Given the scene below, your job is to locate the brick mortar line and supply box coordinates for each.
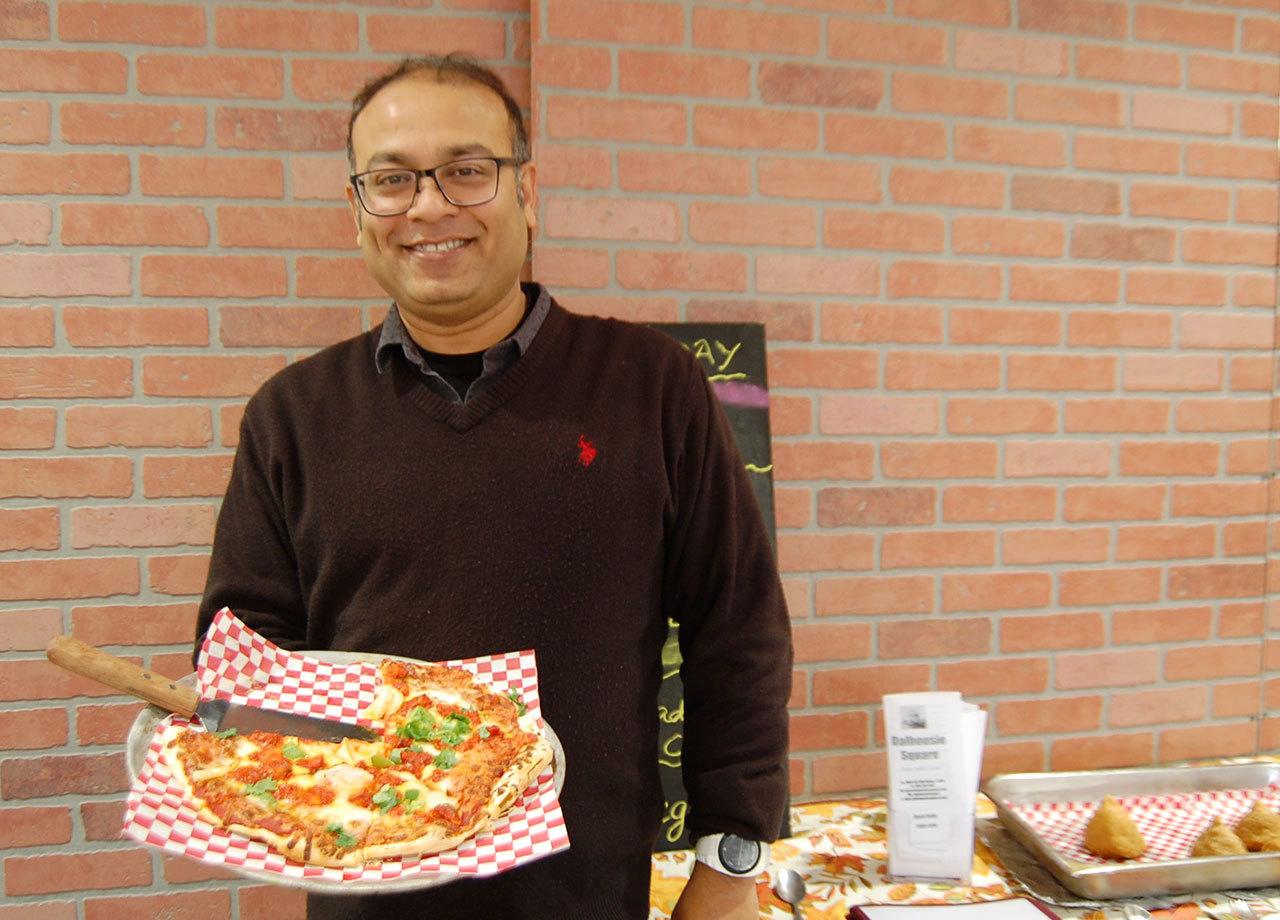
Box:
[0,873,259,916]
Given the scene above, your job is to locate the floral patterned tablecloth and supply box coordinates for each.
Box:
[648,795,1278,920]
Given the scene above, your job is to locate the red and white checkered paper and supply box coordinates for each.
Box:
[1008,784,1280,863]
[122,607,569,883]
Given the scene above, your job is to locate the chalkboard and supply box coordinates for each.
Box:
[648,322,788,850]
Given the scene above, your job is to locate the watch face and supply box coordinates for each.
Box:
[718,835,761,874]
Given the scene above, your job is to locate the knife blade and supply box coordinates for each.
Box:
[46,634,379,743]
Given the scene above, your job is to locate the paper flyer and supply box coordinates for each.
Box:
[884,691,987,882]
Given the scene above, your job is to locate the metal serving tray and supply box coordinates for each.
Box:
[984,762,1280,899]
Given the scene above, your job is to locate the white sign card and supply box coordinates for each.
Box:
[883,692,988,882]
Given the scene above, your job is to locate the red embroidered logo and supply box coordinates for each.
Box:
[577,434,598,468]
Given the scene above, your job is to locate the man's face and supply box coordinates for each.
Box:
[347,76,536,336]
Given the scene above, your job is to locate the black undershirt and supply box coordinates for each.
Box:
[416,289,537,401]
[419,347,485,401]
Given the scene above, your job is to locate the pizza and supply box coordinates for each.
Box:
[160,658,554,867]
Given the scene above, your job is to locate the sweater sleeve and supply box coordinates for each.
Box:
[663,362,793,844]
[192,397,308,666]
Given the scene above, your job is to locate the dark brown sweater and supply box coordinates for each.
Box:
[195,293,792,919]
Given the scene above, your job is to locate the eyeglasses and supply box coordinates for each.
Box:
[349,156,522,216]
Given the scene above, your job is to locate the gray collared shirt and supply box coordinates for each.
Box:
[373,283,551,404]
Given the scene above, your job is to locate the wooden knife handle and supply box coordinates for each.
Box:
[46,635,200,717]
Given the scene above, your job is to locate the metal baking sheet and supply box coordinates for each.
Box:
[984,763,1280,899]
[126,648,567,894]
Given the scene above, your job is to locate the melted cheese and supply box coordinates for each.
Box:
[305,766,456,831]
[363,684,404,721]
[187,734,261,782]
[402,780,452,811]
[428,689,470,709]
[190,760,235,782]
[315,763,373,793]
[333,738,383,765]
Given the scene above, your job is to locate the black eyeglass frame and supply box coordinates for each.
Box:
[349,156,524,216]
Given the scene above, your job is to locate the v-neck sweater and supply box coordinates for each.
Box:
[374,282,551,404]
[195,298,793,919]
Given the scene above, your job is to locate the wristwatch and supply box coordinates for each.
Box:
[694,832,769,877]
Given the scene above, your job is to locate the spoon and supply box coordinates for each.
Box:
[774,867,806,918]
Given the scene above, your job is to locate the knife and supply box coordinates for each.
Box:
[46,635,379,743]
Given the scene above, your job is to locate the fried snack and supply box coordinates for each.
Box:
[1235,801,1280,851]
[1255,832,1280,852]
[1083,795,1146,859]
[1191,818,1247,857]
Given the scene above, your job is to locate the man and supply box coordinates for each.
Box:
[194,54,791,919]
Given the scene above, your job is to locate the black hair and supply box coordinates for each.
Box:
[346,54,529,172]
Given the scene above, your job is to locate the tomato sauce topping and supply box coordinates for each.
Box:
[382,660,410,683]
[258,753,294,780]
[246,730,285,748]
[349,783,376,809]
[369,768,402,789]
[253,813,293,835]
[400,801,469,834]
[231,764,271,784]
[197,783,295,835]
[182,731,233,758]
[277,783,336,807]
[398,749,435,776]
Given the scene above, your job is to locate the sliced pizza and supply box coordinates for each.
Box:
[161,658,554,867]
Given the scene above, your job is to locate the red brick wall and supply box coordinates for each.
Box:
[0,0,528,914]
[530,0,1280,797]
[1,0,1278,912]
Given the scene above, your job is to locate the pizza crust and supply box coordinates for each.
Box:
[487,737,554,818]
[356,821,481,863]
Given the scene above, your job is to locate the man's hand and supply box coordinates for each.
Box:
[671,860,761,920]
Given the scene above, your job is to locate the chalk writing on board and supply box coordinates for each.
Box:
[659,732,682,769]
[661,616,680,680]
[661,799,688,844]
[683,338,744,373]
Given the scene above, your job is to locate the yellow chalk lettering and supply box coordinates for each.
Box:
[692,338,714,364]
[658,698,684,724]
[714,340,742,372]
[662,799,688,843]
[658,732,682,768]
